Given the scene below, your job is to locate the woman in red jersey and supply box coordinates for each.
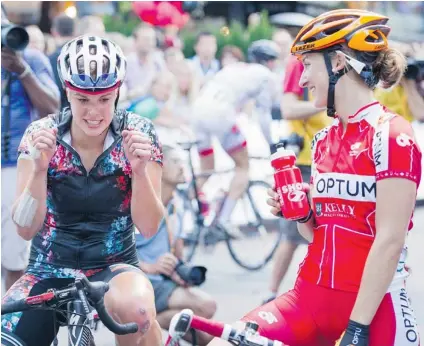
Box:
[208,9,421,346]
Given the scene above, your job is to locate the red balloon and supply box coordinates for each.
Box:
[156,2,180,27]
[132,1,158,25]
[132,1,188,28]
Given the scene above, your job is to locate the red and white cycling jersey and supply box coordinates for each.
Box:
[299,101,422,293]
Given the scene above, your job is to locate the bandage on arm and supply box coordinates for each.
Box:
[13,188,39,228]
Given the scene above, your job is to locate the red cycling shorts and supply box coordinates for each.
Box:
[241,278,420,346]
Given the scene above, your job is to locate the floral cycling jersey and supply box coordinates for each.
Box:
[17,108,163,279]
[300,101,422,293]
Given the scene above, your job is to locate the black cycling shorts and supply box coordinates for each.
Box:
[1,263,143,346]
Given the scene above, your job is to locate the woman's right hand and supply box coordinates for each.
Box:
[267,183,312,217]
[29,127,58,173]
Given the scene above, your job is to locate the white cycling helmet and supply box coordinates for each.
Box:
[57,35,126,93]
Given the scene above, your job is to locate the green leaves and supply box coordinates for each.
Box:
[181,10,275,58]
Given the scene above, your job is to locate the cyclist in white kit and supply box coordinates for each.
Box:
[192,40,280,226]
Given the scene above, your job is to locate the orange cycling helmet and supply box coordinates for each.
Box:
[290,9,392,117]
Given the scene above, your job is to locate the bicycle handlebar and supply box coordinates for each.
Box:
[166,309,284,346]
[1,275,138,336]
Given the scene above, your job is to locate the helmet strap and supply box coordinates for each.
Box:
[323,51,349,118]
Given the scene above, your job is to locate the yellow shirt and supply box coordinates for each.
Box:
[283,56,331,166]
[288,111,330,166]
[374,85,413,123]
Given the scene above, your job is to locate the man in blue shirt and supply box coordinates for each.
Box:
[189,31,220,87]
[135,145,217,345]
[1,8,60,290]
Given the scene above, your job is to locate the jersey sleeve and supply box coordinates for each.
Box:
[126,113,163,166]
[283,56,304,98]
[373,115,421,184]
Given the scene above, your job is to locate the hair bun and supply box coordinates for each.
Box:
[373,48,406,89]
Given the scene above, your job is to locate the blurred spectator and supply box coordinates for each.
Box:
[128,71,175,121]
[43,34,57,56]
[189,31,219,87]
[49,13,76,109]
[271,29,292,120]
[106,32,134,56]
[127,71,192,141]
[135,144,216,346]
[164,47,185,73]
[1,7,60,291]
[272,29,292,76]
[375,78,424,122]
[26,25,45,53]
[374,41,424,122]
[77,15,105,36]
[172,59,200,119]
[121,23,167,104]
[163,24,184,50]
[219,45,245,67]
[248,12,262,28]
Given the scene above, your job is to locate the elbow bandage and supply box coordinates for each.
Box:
[12,188,39,228]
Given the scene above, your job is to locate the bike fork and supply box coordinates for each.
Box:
[67,300,94,346]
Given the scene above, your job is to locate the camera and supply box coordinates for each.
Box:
[405,58,424,81]
[1,23,29,51]
[163,260,207,286]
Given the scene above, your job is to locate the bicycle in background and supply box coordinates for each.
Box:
[176,140,282,271]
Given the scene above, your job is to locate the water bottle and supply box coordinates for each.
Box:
[270,145,310,220]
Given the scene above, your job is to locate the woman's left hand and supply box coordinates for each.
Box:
[122,129,152,176]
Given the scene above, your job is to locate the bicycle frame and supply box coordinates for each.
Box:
[67,299,95,346]
[1,275,137,346]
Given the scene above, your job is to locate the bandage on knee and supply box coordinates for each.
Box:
[13,188,39,228]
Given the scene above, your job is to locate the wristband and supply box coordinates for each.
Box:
[297,209,313,223]
[336,320,369,346]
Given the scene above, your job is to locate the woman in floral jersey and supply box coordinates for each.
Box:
[1,35,164,346]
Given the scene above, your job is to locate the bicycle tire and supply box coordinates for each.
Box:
[175,188,202,263]
[225,180,282,271]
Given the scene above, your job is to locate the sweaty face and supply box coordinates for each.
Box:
[163,149,186,185]
[299,53,330,109]
[67,89,118,137]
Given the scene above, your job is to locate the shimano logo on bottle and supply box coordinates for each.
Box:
[314,173,376,202]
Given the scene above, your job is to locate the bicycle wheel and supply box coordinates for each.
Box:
[175,188,203,263]
[225,180,282,271]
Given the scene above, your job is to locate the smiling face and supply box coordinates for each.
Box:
[67,89,118,137]
[299,53,331,108]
